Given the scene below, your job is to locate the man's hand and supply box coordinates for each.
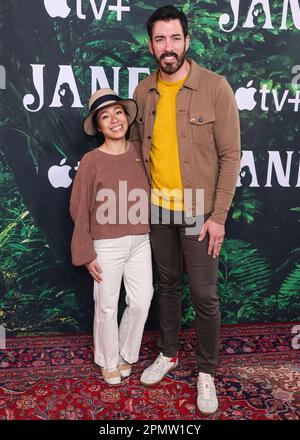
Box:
[85,259,103,283]
[198,219,225,258]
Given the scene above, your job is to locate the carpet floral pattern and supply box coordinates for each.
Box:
[0,323,299,420]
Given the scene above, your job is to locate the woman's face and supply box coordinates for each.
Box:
[96,104,129,141]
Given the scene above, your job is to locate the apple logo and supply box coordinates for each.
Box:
[235,80,257,111]
[48,158,72,188]
[44,0,71,19]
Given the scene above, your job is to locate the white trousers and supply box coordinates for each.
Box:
[93,234,153,369]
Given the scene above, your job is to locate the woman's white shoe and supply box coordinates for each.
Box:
[101,367,121,385]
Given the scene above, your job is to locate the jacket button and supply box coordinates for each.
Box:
[152,110,155,115]
[139,117,143,122]
[148,135,151,139]
[198,117,203,123]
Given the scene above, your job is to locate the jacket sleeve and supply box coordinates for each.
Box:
[69,154,97,266]
[130,88,143,144]
[210,76,241,225]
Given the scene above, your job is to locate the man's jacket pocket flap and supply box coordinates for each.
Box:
[189,110,215,126]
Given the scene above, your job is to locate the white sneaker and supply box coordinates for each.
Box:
[140,353,178,386]
[197,372,219,415]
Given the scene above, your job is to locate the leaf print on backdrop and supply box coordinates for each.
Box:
[0,0,300,334]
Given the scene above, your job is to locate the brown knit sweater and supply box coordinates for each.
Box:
[70,142,150,266]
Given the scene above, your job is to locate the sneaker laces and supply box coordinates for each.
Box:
[198,373,215,399]
[103,367,118,373]
[148,353,171,373]
[101,367,119,379]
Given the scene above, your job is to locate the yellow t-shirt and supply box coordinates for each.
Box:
[150,75,187,211]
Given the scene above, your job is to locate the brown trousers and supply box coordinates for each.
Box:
[150,206,221,375]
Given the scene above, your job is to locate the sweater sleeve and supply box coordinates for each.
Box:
[69,153,97,266]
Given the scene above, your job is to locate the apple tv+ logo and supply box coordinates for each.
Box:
[235,80,300,112]
[43,0,130,21]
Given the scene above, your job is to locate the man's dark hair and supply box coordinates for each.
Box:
[146,5,189,40]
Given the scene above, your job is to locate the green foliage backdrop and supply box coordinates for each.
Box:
[0,0,300,335]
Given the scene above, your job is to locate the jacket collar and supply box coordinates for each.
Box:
[148,58,200,92]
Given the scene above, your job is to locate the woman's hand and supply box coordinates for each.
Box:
[85,259,103,283]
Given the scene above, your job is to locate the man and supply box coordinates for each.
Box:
[131,5,241,414]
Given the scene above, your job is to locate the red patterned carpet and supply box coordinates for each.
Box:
[0,323,299,420]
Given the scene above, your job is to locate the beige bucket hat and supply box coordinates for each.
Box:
[83,88,138,136]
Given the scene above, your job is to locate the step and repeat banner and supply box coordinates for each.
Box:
[0,0,300,335]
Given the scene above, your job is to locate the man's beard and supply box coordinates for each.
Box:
[154,47,187,75]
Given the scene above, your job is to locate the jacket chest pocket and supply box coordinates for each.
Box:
[189,110,215,147]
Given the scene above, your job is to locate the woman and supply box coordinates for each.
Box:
[70,88,153,385]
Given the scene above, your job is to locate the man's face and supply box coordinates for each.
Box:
[149,19,190,75]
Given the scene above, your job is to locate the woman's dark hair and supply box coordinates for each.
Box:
[146,5,189,40]
[92,107,131,144]
[93,111,104,143]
